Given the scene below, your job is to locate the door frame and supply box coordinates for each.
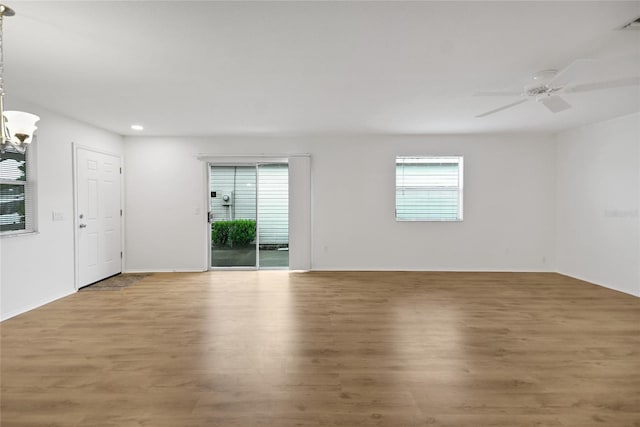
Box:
[72,143,124,290]
[208,162,259,271]
[205,157,289,271]
[200,154,311,272]
[255,162,290,271]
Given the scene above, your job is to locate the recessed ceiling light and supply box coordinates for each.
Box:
[130,124,144,131]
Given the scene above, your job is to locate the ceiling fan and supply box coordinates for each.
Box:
[474,60,640,118]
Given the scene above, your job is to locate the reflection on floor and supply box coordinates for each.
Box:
[2,271,638,426]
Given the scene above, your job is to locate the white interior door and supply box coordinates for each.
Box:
[76,148,122,288]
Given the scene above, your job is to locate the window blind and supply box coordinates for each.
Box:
[0,148,35,234]
[396,156,463,221]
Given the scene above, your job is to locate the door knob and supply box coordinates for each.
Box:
[79,223,87,228]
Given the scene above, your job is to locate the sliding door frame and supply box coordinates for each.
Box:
[200,154,311,272]
[208,162,259,270]
[255,162,290,271]
[207,158,289,271]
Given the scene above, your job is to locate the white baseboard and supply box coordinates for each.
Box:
[1,289,76,322]
[123,268,206,273]
[310,266,555,273]
[556,271,640,298]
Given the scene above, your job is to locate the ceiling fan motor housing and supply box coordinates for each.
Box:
[526,85,552,96]
[525,69,561,96]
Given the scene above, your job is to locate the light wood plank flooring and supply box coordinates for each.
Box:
[1,271,639,427]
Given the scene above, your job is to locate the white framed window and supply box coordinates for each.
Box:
[0,148,35,235]
[396,156,463,221]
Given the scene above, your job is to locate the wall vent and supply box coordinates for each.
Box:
[620,16,640,30]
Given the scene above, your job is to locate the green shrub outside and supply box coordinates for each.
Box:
[212,219,256,247]
[212,221,230,246]
[228,219,256,247]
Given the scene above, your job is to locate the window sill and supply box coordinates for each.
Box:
[396,219,464,222]
[0,230,39,239]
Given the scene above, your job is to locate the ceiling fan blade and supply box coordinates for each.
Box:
[475,98,528,118]
[565,76,640,93]
[539,95,571,113]
[548,58,597,87]
[473,91,523,97]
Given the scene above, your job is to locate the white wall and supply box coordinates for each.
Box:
[556,113,640,297]
[124,137,309,272]
[0,99,124,320]
[124,134,556,272]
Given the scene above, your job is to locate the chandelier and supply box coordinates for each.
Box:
[0,4,39,154]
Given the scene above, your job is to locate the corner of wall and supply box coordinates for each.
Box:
[554,113,640,297]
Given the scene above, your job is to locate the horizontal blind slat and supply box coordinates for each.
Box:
[396,157,462,221]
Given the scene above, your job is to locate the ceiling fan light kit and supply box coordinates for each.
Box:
[0,3,40,154]
[538,95,571,113]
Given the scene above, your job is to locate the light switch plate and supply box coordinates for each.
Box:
[52,211,65,221]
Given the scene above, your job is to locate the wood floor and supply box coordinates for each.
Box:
[1,271,639,427]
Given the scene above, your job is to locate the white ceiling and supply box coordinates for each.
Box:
[5,1,640,136]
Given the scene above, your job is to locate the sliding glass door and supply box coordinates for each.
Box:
[257,164,289,268]
[210,165,257,267]
[209,163,288,269]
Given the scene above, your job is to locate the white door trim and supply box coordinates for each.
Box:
[72,143,124,290]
